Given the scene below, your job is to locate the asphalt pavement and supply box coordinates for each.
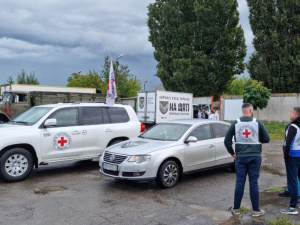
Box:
[0,140,298,225]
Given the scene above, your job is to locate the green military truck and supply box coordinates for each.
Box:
[0,84,105,123]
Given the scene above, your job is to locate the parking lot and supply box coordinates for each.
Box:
[0,141,298,225]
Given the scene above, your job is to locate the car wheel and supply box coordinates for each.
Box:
[156,160,179,188]
[0,148,34,182]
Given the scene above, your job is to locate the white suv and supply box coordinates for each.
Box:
[0,102,145,182]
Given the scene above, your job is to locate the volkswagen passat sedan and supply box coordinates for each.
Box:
[99,119,234,188]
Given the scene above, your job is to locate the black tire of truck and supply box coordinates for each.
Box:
[0,148,34,182]
[0,116,9,124]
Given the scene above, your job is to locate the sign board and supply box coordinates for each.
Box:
[137,91,156,123]
[224,98,243,121]
[137,91,193,124]
[155,91,193,123]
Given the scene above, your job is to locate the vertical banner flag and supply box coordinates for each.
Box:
[106,61,117,106]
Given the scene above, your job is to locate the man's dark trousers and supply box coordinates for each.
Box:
[285,157,300,208]
[234,156,261,211]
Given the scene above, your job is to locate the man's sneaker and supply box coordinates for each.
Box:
[280,207,298,215]
[230,206,240,215]
[252,209,265,217]
[278,191,290,197]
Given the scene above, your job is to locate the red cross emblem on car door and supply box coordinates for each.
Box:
[53,132,72,150]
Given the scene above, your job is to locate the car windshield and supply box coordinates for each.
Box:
[140,123,192,141]
[1,92,11,103]
[8,107,53,126]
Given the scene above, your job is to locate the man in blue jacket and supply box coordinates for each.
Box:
[280,107,300,215]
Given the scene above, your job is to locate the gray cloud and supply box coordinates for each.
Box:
[0,0,253,90]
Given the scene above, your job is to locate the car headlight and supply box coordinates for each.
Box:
[128,155,151,163]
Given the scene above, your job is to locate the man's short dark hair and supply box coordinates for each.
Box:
[292,107,300,116]
[242,103,253,109]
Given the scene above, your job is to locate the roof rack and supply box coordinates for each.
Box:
[70,101,128,105]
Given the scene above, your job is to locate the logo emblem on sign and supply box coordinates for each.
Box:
[53,132,72,151]
[139,97,145,109]
[159,101,169,114]
[237,125,257,142]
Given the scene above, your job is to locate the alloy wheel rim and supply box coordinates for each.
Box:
[5,154,28,177]
[163,164,178,185]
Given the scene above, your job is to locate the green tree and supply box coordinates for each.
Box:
[66,56,141,98]
[147,0,246,98]
[6,70,40,85]
[100,56,141,98]
[17,69,40,85]
[6,76,14,84]
[243,80,271,110]
[226,76,253,95]
[246,0,300,93]
[67,70,104,91]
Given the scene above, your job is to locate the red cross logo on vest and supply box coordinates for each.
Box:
[58,137,68,147]
[243,129,251,138]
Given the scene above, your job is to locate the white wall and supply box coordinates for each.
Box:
[221,94,300,122]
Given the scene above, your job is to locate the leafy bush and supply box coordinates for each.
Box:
[243,80,271,110]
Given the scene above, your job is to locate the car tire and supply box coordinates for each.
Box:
[0,148,34,182]
[156,160,179,189]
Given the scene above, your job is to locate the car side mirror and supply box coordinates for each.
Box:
[185,136,197,143]
[44,118,57,127]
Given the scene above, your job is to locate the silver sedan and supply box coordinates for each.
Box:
[99,119,234,188]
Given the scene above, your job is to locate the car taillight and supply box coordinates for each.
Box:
[140,123,146,133]
[6,107,10,115]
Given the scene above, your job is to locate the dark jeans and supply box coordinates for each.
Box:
[285,157,300,208]
[234,156,262,211]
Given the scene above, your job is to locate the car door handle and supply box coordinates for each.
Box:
[209,145,214,148]
[72,131,80,135]
[105,129,113,132]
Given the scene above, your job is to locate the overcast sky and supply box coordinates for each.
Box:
[0,0,253,91]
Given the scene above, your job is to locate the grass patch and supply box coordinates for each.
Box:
[264,122,287,140]
[268,187,285,192]
[268,214,300,225]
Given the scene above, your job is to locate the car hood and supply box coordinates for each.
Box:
[105,137,178,155]
[0,123,28,129]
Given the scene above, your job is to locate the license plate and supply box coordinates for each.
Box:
[103,162,118,171]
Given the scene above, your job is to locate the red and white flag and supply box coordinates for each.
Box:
[106,61,117,106]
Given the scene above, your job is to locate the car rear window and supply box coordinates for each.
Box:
[108,107,129,123]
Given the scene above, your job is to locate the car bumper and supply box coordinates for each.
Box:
[99,157,157,181]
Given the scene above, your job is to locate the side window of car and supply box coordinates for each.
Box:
[188,124,212,141]
[49,108,78,127]
[211,123,229,138]
[108,107,129,123]
[102,108,110,124]
[82,107,103,125]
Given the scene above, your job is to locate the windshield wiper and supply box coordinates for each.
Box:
[10,121,28,125]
